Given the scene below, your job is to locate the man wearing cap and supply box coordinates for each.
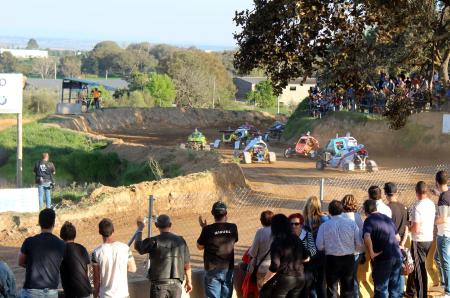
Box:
[385,182,409,248]
[197,201,238,298]
[135,214,192,298]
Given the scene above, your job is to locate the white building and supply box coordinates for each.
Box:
[0,48,48,59]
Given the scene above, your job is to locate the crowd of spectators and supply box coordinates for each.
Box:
[307,72,450,118]
[1,170,450,298]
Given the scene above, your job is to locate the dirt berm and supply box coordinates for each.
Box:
[57,107,278,133]
[0,163,247,245]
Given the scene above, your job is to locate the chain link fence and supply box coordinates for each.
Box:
[1,163,449,289]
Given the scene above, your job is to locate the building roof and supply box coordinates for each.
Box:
[25,78,128,91]
[234,76,317,85]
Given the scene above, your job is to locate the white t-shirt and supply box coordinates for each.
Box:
[376,200,392,218]
[92,241,134,298]
[411,198,436,242]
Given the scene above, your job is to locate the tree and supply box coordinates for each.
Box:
[246,80,277,108]
[26,38,39,49]
[0,52,19,72]
[82,41,122,76]
[128,71,150,91]
[32,57,57,79]
[59,56,81,77]
[147,73,176,107]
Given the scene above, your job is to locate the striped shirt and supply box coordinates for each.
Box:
[300,229,317,257]
[316,215,363,256]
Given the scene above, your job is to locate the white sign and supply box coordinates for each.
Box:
[0,188,39,213]
[0,73,23,114]
[443,114,450,134]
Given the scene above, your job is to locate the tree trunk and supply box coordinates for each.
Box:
[440,49,450,89]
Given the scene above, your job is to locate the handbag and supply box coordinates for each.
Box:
[259,273,280,298]
[250,249,271,283]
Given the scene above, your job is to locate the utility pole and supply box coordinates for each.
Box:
[54,62,57,80]
[212,77,216,109]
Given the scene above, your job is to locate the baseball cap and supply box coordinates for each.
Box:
[155,214,171,228]
[211,201,227,216]
[384,182,398,196]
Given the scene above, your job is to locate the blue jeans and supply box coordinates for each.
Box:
[204,268,233,298]
[38,184,52,209]
[371,257,403,298]
[437,235,450,294]
[21,288,58,298]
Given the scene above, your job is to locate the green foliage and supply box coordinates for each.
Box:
[127,91,147,107]
[24,89,58,115]
[0,52,19,72]
[148,73,176,107]
[26,38,39,50]
[246,80,277,108]
[128,71,150,91]
[59,55,81,77]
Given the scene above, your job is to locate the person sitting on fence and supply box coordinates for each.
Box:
[60,221,92,298]
[134,214,193,298]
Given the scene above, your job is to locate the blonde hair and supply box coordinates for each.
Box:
[303,196,324,234]
[341,194,358,212]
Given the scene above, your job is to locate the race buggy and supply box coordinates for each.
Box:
[315,133,378,172]
[284,132,319,159]
[214,124,260,150]
[180,129,211,151]
[263,121,285,142]
[241,137,277,164]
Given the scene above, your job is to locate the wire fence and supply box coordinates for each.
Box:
[1,163,449,288]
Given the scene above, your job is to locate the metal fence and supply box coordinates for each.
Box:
[1,163,449,288]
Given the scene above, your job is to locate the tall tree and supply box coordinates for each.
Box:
[26,38,39,50]
[32,57,57,79]
[247,80,277,108]
[59,56,81,77]
[147,73,176,107]
[0,52,19,72]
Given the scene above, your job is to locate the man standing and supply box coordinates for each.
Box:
[18,208,66,298]
[60,221,92,298]
[92,218,136,298]
[385,182,409,248]
[369,185,392,218]
[134,214,192,298]
[434,170,450,297]
[406,181,436,298]
[316,200,363,298]
[363,199,403,298]
[197,201,238,298]
[33,153,55,209]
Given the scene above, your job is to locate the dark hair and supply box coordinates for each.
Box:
[60,221,76,241]
[328,200,344,216]
[363,199,377,215]
[288,213,305,225]
[39,208,56,229]
[260,210,274,227]
[211,201,227,220]
[271,214,292,241]
[436,171,449,186]
[415,181,428,195]
[384,182,397,196]
[341,194,358,212]
[98,218,114,237]
[368,185,382,200]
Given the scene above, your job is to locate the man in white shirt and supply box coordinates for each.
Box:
[405,181,436,298]
[92,218,136,298]
[369,185,392,218]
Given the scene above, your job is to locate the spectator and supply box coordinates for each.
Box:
[303,196,329,298]
[59,221,92,298]
[18,208,65,298]
[259,214,306,298]
[288,213,317,298]
[248,210,274,289]
[434,170,450,297]
[33,153,55,209]
[384,183,409,248]
[341,194,364,298]
[197,201,238,298]
[368,186,392,218]
[362,199,403,298]
[405,181,436,298]
[0,260,16,298]
[316,200,363,298]
[134,214,192,297]
[92,218,136,298]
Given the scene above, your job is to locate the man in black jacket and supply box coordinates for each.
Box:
[33,152,55,209]
[135,214,192,298]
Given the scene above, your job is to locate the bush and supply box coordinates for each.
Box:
[23,89,59,115]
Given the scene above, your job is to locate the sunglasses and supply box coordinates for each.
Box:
[290,222,301,226]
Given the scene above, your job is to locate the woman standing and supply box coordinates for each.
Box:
[341,194,365,298]
[260,214,306,298]
[303,196,329,298]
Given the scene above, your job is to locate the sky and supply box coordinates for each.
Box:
[1,0,254,49]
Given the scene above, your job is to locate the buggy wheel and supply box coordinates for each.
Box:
[243,152,252,164]
[284,148,292,158]
[268,152,277,163]
[316,160,325,171]
[179,143,186,150]
[367,160,378,172]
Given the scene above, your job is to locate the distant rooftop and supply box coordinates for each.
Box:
[25,78,128,91]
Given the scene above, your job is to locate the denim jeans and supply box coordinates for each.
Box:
[437,235,450,294]
[20,288,58,298]
[38,184,52,209]
[204,268,233,298]
[371,257,403,298]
